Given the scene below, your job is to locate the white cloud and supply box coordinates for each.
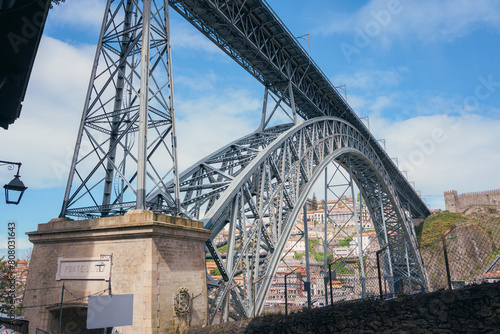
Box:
[47,0,105,31]
[0,236,33,251]
[176,88,261,170]
[319,0,500,44]
[327,64,500,209]
[331,67,474,119]
[369,113,500,209]
[0,36,95,189]
[171,20,225,56]
[333,68,404,90]
[0,35,261,190]
[0,235,33,258]
[46,1,224,57]
[343,95,368,113]
[176,71,219,92]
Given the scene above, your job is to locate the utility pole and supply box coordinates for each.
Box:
[323,168,328,306]
[303,204,311,309]
[57,284,64,334]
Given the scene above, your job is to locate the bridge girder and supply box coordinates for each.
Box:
[169,0,429,219]
[57,0,431,322]
[60,0,429,222]
[149,116,428,321]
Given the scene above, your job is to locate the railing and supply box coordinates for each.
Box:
[35,329,52,334]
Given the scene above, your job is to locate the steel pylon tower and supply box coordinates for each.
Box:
[60,0,181,218]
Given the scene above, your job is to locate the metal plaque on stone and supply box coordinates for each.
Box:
[56,257,110,281]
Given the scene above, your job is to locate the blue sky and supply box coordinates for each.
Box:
[1,0,500,257]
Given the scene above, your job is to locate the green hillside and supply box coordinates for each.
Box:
[415,210,500,291]
[415,211,466,248]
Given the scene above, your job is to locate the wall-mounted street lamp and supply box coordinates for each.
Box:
[95,254,113,295]
[95,259,106,272]
[1,160,27,205]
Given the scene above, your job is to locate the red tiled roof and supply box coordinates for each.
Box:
[480,272,500,278]
[352,231,377,238]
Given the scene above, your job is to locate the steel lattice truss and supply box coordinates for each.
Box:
[60,0,180,218]
[57,0,431,324]
[59,0,428,220]
[320,162,385,300]
[149,117,427,322]
[168,0,429,219]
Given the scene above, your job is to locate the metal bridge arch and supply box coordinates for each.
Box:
[149,116,427,321]
[53,0,430,324]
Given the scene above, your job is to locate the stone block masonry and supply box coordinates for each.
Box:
[186,282,500,334]
[22,210,212,334]
[444,189,500,213]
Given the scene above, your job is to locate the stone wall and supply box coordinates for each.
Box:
[444,189,500,213]
[185,282,500,334]
[22,210,211,334]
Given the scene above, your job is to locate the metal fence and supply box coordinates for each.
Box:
[35,329,52,334]
[262,217,500,316]
[422,220,500,291]
[262,241,390,315]
[0,318,29,334]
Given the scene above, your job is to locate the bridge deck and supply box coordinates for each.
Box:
[170,0,430,218]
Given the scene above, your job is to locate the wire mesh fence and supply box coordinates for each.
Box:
[261,259,389,316]
[422,219,500,291]
[261,211,500,316]
[261,198,399,314]
[262,240,391,315]
[262,224,414,314]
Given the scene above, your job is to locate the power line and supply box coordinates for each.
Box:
[20,288,108,309]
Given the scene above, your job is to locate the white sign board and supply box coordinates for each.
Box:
[87,295,134,329]
[56,257,110,280]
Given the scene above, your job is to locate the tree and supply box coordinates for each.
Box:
[339,237,353,247]
[210,267,221,276]
[314,252,325,262]
[294,253,304,261]
[311,193,318,211]
[49,0,66,8]
[0,256,25,316]
[217,244,228,253]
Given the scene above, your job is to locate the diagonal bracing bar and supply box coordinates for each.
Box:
[169,0,429,219]
[161,117,428,323]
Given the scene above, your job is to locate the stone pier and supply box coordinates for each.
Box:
[22,210,211,334]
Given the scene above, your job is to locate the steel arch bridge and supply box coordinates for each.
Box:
[148,116,427,321]
[57,0,432,324]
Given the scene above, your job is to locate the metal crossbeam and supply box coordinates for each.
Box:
[60,0,181,218]
[160,117,427,322]
[59,0,431,325]
[169,0,429,219]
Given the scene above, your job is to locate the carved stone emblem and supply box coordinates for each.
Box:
[174,287,190,316]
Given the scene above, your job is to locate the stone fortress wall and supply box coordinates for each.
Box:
[444,189,500,213]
